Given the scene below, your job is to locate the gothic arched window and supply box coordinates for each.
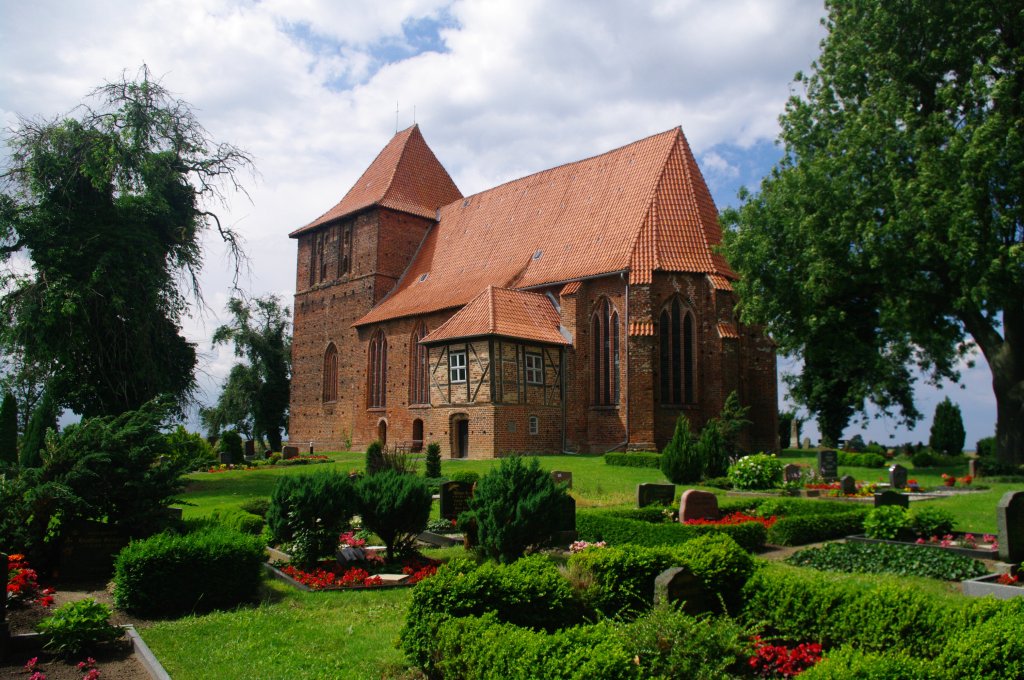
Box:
[659,299,696,404]
[591,298,620,405]
[368,330,388,408]
[322,343,338,402]
[409,322,429,405]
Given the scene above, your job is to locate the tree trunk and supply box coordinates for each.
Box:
[985,313,1023,466]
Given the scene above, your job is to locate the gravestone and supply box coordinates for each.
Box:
[654,567,710,614]
[679,489,719,522]
[551,494,577,545]
[888,464,908,490]
[637,483,676,507]
[57,520,130,580]
[783,464,803,484]
[218,450,232,464]
[839,475,857,495]
[997,491,1024,563]
[874,490,909,509]
[440,481,474,521]
[790,419,800,449]
[244,439,255,459]
[817,449,838,481]
[551,470,573,489]
[308,441,315,455]
[282,445,299,460]
[968,458,979,478]
[802,437,812,450]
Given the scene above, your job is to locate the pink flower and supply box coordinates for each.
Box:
[916,538,926,545]
[24,657,40,671]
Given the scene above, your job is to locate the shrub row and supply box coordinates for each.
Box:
[428,604,750,680]
[576,510,767,552]
[603,451,661,468]
[766,510,867,546]
[114,526,265,617]
[785,541,988,581]
[836,451,886,468]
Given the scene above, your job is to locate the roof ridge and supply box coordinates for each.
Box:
[380,124,418,205]
[628,127,680,280]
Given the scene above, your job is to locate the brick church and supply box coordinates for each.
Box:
[288,125,777,458]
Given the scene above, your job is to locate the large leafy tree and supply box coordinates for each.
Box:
[209,295,291,451]
[0,66,252,417]
[723,1,1024,462]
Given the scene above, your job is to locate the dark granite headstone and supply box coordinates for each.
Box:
[783,464,802,484]
[440,481,474,521]
[244,439,255,460]
[637,483,675,507]
[888,464,908,490]
[282,445,299,460]
[57,520,130,580]
[817,450,838,481]
[997,491,1024,563]
[551,471,573,489]
[654,566,711,614]
[873,490,909,509]
[308,441,315,455]
[679,489,720,522]
[551,494,577,545]
[839,475,857,495]
[218,451,232,464]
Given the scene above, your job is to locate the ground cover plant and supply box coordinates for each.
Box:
[785,541,989,581]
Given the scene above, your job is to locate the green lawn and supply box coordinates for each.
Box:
[143,449,1020,677]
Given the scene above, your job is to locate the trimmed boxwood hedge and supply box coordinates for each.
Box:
[113,526,265,617]
[836,451,886,468]
[766,509,868,546]
[604,451,661,468]
[576,510,767,552]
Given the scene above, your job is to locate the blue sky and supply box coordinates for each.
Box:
[0,0,996,448]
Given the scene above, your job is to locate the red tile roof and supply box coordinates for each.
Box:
[290,125,462,236]
[707,274,734,291]
[421,286,569,345]
[717,322,740,339]
[559,281,581,297]
[349,126,736,326]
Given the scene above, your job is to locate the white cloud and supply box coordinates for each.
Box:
[1,0,996,444]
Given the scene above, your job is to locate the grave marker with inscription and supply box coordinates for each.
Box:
[783,464,803,484]
[839,475,857,496]
[440,481,474,521]
[57,520,130,580]
[551,494,577,545]
[817,450,838,481]
[888,464,908,490]
[874,490,909,509]
[997,491,1024,563]
[679,489,719,522]
[654,567,711,614]
[282,445,299,460]
[637,483,676,508]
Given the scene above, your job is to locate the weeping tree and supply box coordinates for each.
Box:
[724,1,1024,462]
[0,65,253,418]
[210,296,291,451]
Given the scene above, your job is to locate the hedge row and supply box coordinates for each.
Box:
[766,510,868,546]
[740,564,1008,659]
[113,526,265,617]
[576,510,767,552]
[836,451,886,468]
[603,451,661,468]
[428,603,750,680]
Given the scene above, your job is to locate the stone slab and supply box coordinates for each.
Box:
[679,489,719,522]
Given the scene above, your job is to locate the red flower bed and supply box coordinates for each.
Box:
[684,512,778,529]
[279,555,440,590]
[6,554,54,608]
[749,636,823,677]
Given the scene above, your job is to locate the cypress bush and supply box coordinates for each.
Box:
[0,392,17,466]
[216,430,243,464]
[424,441,442,478]
[20,388,57,468]
[365,439,385,475]
[266,470,357,566]
[357,469,431,561]
[465,456,569,563]
[660,415,701,484]
[113,526,265,617]
[929,397,965,456]
[696,423,729,478]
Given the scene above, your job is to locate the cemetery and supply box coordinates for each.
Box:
[3,441,1024,678]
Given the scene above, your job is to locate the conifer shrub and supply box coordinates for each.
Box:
[464,455,569,563]
[215,429,243,464]
[20,388,57,468]
[266,470,356,566]
[696,423,730,478]
[356,469,431,561]
[0,391,17,466]
[113,526,264,617]
[365,439,385,475]
[660,415,701,484]
[424,441,442,478]
[929,397,965,456]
